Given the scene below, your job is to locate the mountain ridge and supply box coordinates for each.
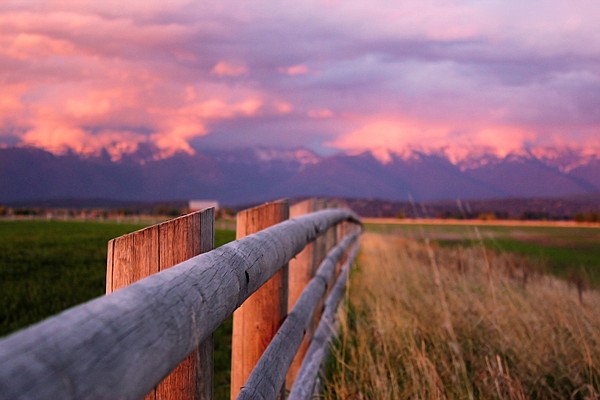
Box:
[1,145,599,204]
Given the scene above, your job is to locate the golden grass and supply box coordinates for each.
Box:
[324,232,600,399]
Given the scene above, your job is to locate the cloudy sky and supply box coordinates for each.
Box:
[1,0,599,160]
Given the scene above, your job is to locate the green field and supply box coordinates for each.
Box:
[0,220,235,335]
[0,220,142,335]
[0,219,236,398]
[366,222,600,288]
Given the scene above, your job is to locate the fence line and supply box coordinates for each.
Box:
[238,231,360,400]
[0,201,361,400]
[289,241,361,400]
[287,199,320,389]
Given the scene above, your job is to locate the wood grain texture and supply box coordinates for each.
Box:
[0,209,359,400]
[231,200,289,400]
[313,199,329,267]
[107,209,215,400]
[288,199,318,310]
[288,241,361,400]
[307,199,330,381]
[156,211,215,400]
[336,222,348,276]
[286,199,318,390]
[107,224,160,293]
[237,232,360,400]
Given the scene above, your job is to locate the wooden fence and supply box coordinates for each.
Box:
[0,198,361,399]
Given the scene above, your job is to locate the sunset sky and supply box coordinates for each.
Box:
[1,0,599,161]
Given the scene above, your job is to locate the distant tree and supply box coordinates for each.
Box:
[586,212,598,222]
[14,208,41,216]
[436,211,458,219]
[154,205,181,217]
[574,212,600,223]
[0,205,5,216]
[496,211,509,220]
[478,212,497,221]
[520,211,549,220]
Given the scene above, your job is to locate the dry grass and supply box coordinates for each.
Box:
[324,232,600,399]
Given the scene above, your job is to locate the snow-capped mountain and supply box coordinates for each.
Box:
[1,145,599,204]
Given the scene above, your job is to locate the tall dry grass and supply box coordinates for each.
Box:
[324,232,600,399]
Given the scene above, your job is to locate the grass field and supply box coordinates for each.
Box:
[325,231,600,399]
[0,220,144,335]
[366,221,600,288]
[3,218,599,398]
[0,220,235,336]
[0,220,236,398]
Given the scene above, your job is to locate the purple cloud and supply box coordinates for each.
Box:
[0,0,598,160]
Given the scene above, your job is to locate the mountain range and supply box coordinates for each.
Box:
[1,145,599,205]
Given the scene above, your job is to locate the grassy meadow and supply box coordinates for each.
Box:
[0,219,235,336]
[325,225,600,399]
[367,221,600,289]
[0,219,236,398]
[3,218,600,398]
[0,219,145,335]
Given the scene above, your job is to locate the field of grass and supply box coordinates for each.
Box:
[325,231,600,399]
[4,218,599,398]
[0,220,235,336]
[0,220,144,336]
[367,221,600,288]
[0,220,236,398]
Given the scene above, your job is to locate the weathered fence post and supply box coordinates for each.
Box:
[313,199,329,267]
[286,198,318,389]
[288,199,318,309]
[106,209,215,400]
[231,200,290,399]
[324,201,339,296]
[311,199,329,345]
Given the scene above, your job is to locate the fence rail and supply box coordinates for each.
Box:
[0,199,361,399]
[239,232,360,400]
[289,242,360,400]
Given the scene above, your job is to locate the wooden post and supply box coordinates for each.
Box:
[313,199,329,266]
[106,209,215,400]
[231,200,290,399]
[336,221,348,275]
[309,198,329,373]
[288,199,318,309]
[286,199,318,389]
[324,201,339,297]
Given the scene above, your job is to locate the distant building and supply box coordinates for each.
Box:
[189,200,220,212]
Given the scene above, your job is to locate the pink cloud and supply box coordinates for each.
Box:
[308,109,333,119]
[0,33,76,60]
[329,116,539,161]
[65,92,113,119]
[0,6,271,159]
[180,98,262,120]
[0,84,27,123]
[23,124,149,160]
[280,64,309,76]
[1,0,599,159]
[211,61,248,77]
[274,101,293,114]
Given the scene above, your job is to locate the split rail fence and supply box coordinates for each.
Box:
[0,198,362,399]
